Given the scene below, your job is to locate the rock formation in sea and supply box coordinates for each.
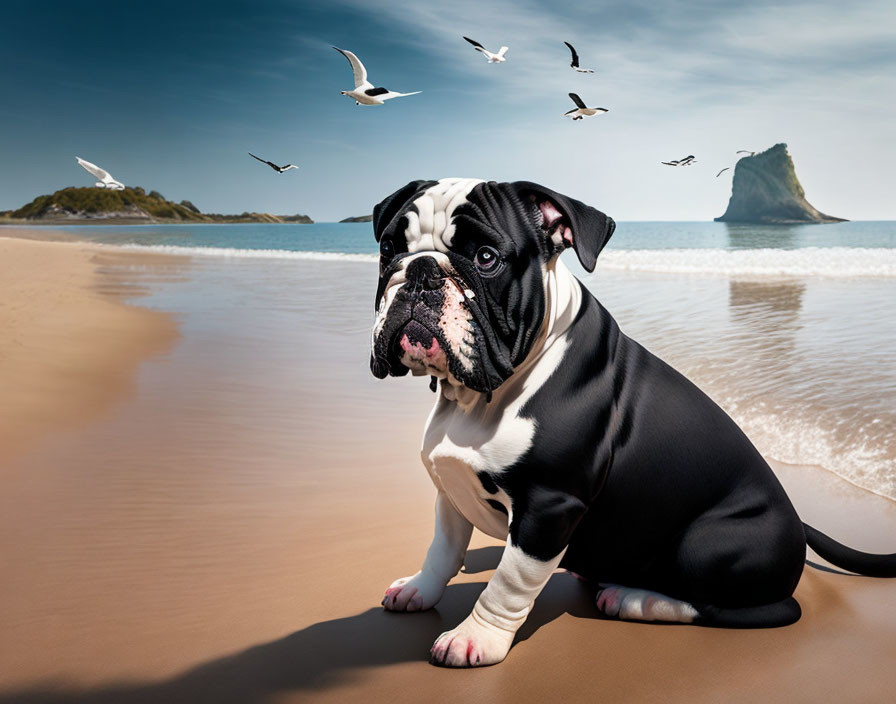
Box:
[715,143,846,224]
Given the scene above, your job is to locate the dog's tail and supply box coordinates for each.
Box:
[804,523,896,578]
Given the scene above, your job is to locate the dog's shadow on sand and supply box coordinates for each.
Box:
[0,548,600,704]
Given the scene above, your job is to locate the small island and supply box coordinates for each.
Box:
[339,215,373,223]
[0,186,313,224]
[715,143,845,224]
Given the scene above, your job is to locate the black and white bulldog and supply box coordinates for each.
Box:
[369,178,896,668]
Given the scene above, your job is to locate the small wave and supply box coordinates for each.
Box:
[731,407,896,501]
[100,244,896,277]
[598,247,896,278]
[104,243,378,262]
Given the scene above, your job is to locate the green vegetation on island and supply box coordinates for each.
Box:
[2,186,313,224]
[339,214,373,223]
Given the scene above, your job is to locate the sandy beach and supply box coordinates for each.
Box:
[1,231,894,703]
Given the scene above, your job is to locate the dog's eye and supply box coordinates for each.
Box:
[474,246,501,273]
[380,239,394,260]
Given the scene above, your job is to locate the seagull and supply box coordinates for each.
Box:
[736,150,756,156]
[248,152,298,174]
[333,47,421,105]
[76,157,125,190]
[661,155,697,166]
[563,93,608,120]
[463,36,508,63]
[564,42,594,73]
[716,167,731,177]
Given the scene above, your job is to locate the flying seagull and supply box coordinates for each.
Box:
[76,157,125,190]
[661,155,697,166]
[563,93,608,120]
[716,167,731,178]
[333,47,421,105]
[248,152,298,174]
[564,41,594,73]
[736,150,756,156]
[463,36,508,63]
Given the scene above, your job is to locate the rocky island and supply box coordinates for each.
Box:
[339,214,373,223]
[0,187,313,224]
[716,143,845,224]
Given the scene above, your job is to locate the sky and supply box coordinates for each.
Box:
[1,0,894,222]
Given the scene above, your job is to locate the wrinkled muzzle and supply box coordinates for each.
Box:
[370,255,510,394]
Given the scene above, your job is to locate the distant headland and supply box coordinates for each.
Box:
[0,186,313,225]
[716,143,845,224]
[339,214,373,223]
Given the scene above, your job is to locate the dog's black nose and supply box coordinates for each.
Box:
[406,256,444,291]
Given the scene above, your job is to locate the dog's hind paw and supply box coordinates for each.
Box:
[430,611,514,667]
[382,571,446,612]
[596,584,699,623]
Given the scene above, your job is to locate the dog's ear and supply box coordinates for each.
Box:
[373,179,437,243]
[511,181,615,272]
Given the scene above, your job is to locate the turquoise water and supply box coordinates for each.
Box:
[15,220,896,255]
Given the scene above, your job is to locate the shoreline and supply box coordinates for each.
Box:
[0,235,178,463]
[1,228,893,501]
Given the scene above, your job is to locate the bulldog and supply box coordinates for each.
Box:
[369,178,896,668]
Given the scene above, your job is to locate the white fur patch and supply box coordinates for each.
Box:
[404,178,484,253]
[422,258,582,539]
[431,543,565,667]
[384,493,473,613]
[438,278,475,373]
[596,584,699,623]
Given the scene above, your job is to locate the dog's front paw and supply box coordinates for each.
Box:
[429,612,514,667]
[382,571,446,612]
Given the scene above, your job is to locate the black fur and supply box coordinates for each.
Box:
[372,179,896,628]
[372,180,614,392]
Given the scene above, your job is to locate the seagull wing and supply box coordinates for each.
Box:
[76,157,110,182]
[564,41,580,68]
[497,46,508,57]
[716,167,730,177]
[249,152,279,170]
[464,36,486,53]
[661,160,679,166]
[736,150,752,155]
[569,93,587,109]
[281,165,299,171]
[333,47,368,88]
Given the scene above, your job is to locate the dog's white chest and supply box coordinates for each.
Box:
[420,377,545,540]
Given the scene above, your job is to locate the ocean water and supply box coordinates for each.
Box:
[31,218,896,257]
[7,220,896,499]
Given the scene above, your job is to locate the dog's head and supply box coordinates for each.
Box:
[370,178,615,395]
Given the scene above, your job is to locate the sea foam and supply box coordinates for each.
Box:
[597,247,896,278]
[106,244,896,277]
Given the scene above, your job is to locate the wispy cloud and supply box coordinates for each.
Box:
[332,0,896,107]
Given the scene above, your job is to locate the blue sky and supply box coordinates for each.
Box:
[1,0,894,221]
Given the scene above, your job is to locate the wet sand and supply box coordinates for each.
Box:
[0,234,894,703]
[0,236,177,463]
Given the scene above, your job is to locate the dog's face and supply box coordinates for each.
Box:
[370,178,615,395]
